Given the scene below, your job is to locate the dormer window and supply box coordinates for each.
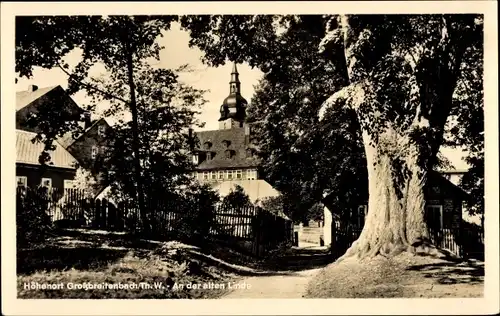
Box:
[204,141,212,150]
[206,152,213,161]
[225,149,235,159]
[222,140,231,148]
[246,148,253,158]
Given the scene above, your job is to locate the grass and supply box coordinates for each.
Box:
[304,252,484,298]
[17,229,239,299]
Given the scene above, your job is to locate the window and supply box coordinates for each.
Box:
[222,140,231,148]
[192,154,199,164]
[211,171,217,180]
[203,171,209,180]
[91,146,98,159]
[40,178,52,190]
[227,170,234,180]
[206,152,212,161]
[64,179,75,189]
[16,176,27,188]
[246,169,257,180]
[218,171,224,180]
[98,125,106,137]
[236,170,242,179]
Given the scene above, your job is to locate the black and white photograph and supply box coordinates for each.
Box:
[1,1,498,315]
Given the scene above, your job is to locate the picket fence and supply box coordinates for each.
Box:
[16,187,293,257]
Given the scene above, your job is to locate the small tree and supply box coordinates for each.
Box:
[221,185,253,210]
[72,167,99,197]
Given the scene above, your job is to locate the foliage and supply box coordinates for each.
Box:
[170,183,220,243]
[260,195,285,217]
[221,185,252,209]
[181,15,367,223]
[16,16,207,234]
[72,167,99,198]
[16,187,54,247]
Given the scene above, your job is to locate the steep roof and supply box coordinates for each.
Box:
[16,129,78,169]
[194,126,260,170]
[57,118,108,149]
[16,86,59,111]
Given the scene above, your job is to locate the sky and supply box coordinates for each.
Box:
[15,22,468,170]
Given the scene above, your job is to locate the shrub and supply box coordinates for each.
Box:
[16,187,54,247]
[171,184,219,244]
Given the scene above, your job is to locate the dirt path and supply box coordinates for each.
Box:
[223,268,322,298]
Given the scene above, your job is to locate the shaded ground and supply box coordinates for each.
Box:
[222,245,332,298]
[305,252,484,298]
[17,229,240,299]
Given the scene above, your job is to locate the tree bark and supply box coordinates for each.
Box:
[339,130,431,260]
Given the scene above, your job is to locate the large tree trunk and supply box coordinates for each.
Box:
[340,130,432,260]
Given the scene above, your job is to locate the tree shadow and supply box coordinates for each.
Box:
[406,260,484,285]
[193,240,332,276]
[17,245,129,275]
[17,228,163,275]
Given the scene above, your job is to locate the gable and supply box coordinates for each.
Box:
[16,86,58,111]
[58,118,111,149]
[16,86,85,133]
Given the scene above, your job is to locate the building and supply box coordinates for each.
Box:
[322,171,469,257]
[16,129,78,192]
[192,63,280,204]
[15,84,111,194]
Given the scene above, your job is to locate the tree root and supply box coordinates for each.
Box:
[335,235,455,263]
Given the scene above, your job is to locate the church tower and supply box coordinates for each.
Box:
[219,63,248,130]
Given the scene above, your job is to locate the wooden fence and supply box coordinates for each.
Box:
[16,187,293,257]
[331,220,484,260]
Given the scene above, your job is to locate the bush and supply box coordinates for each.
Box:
[171,184,219,244]
[221,185,252,210]
[16,187,54,247]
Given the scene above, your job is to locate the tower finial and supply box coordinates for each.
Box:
[232,62,238,74]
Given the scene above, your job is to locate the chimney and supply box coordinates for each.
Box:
[28,85,38,92]
[84,112,92,129]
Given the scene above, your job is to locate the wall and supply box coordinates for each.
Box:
[66,119,110,173]
[16,163,76,192]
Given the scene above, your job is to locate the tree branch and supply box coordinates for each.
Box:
[57,63,130,104]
